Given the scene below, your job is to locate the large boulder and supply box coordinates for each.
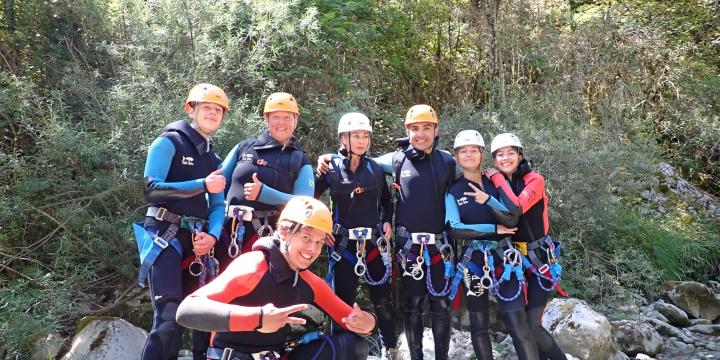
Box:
[31,331,64,360]
[650,300,690,327]
[686,324,720,335]
[396,327,474,360]
[61,318,147,360]
[542,298,616,360]
[664,281,720,321]
[611,319,663,356]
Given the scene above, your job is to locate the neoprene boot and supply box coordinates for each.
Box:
[404,295,425,360]
[428,296,451,360]
[468,310,494,360]
[501,310,539,360]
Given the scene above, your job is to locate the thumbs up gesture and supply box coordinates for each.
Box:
[204,168,226,193]
[243,172,263,201]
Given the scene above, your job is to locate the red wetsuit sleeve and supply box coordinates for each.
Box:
[299,271,353,331]
[489,171,545,214]
[189,251,268,331]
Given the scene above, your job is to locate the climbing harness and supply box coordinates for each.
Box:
[396,227,454,296]
[325,224,391,287]
[227,205,253,258]
[184,217,219,286]
[133,206,184,287]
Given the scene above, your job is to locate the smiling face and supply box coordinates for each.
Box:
[265,111,298,143]
[187,101,225,137]
[281,225,326,271]
[341,130,370,156]
[406,122,438,154]
[455,144,484,171]
[493,146,522,175]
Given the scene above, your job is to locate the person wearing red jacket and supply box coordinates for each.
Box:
[484,133,565,360]
[176,196,376,360]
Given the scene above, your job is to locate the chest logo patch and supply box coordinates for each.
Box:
[400,170,412,178]
[241,153,254,162]
[341,178,353,185]
[457,196,468,206]
[181,156,194,166]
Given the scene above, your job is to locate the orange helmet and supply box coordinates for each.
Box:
[263,92,300,115]
[184,83,229,113]
[404,104,438,128]
[278,196,333,236]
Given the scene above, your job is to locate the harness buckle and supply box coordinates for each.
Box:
[220,347,235,360]
[332,223,344,235]
[154,207,168,222]
[349,227,372,241]
[228,205,254,221]
[538,263,550,274]
[330,251,342,262]
[153,236,169,249]
[411,232,435,245]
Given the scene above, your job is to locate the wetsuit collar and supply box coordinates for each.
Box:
[396,136,439,161]
[163,120,212,155]
[516,159,532,177]
[254,130,300,151]
[337,148,366,167]
[266,238,301,284]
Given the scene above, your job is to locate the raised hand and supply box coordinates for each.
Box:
[464,182,490,204]
[341,303,376,335]
[243,172,263,201]
[257,303,308,333]
[316,154,332,175]
[205,168,226,193]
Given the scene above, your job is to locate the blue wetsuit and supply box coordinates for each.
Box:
[315,151,396,350]
[141,120,225,360]
[221,130,314,255]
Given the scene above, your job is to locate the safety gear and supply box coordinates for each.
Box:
[184,83,229,113]
[453,130,485,151]
[404,104,438,127]
[279,196,333,236]
[263,92,300,115]
[490,132,523,155]
[338,112,373,134]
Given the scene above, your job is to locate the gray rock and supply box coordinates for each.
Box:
[633,316,694,344]
[643,309,670,324]
[543,298,616,360]
[651,301,691,327]
[634,354,652,360]
[708,280,720,292]
[687,324,720,335]
[611,319,663,356]
[32,331,64,360]
[609,351,631,360]
[665,281,720,321]
[62,318,147,360]
[688,318,712,326]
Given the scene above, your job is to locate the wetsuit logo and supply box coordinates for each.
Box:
[457,196,468,206]
[400,170,412,178]
[341,178,352,184]
[181,156,194,166]
[241,153,254,162]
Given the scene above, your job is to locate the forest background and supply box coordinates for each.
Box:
[1,0,719,357]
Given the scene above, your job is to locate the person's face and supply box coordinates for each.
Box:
[455,145,484,170]
[493,146,522,175]
[341,130,370,156]
[283,226,326,271]
[187,102,225,136]
[406,122,438,154]
[265,111,297,142]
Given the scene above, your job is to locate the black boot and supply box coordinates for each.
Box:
[428,296,451,360]
[527,306,565,360]
[373,295,398,349]
[404,295,426,360]
[468,310,494,360]
[501,310,539,360]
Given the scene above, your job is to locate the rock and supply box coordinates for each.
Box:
[651,301,691,327]
[32,331,64,360]
[61,318,147,360]
[643,309,670,324]
[664,281,720,321]
[396,327,474,360]
[542,298,616,360]
[609,351,631,360]
[687,324,720,335]
[566,354,581,360]
[298,305,325,326]
[708,280,720,292]
[634,354,652,359]
[611,319,663,356]
[632,316,694,344]
[688,318,711,326]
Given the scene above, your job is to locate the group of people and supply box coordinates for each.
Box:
[134,83,567,360]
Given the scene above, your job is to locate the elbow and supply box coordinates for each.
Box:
[143,179,203,203]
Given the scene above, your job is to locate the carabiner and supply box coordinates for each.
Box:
[189,257,205,277]
[354,262,367,276]
[439,243,454,261]
[257,224,274,237]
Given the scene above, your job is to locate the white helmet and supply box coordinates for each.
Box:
[338,112,372,134]
[490,133,523,155]
[453,130,485,150]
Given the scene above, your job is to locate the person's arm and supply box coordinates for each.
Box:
[300,271,377,334]
[207,184,226,240]
[176,252,267,332]
[378,168,393,224]
[444,193,497,234]
[372,152,394,175]
[256,165,315,205]
[143,137,206,203]
[487,170,544,214]
[314,171,329,198]
[221,144,240,196]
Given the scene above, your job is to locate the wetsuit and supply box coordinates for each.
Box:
[141,120,225,360]
[315,151,396,351]
[445,174,520,360]
[221,131,314,261]
[175,238,371,360]
[486,159,565,360]
[374,137,456,360]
